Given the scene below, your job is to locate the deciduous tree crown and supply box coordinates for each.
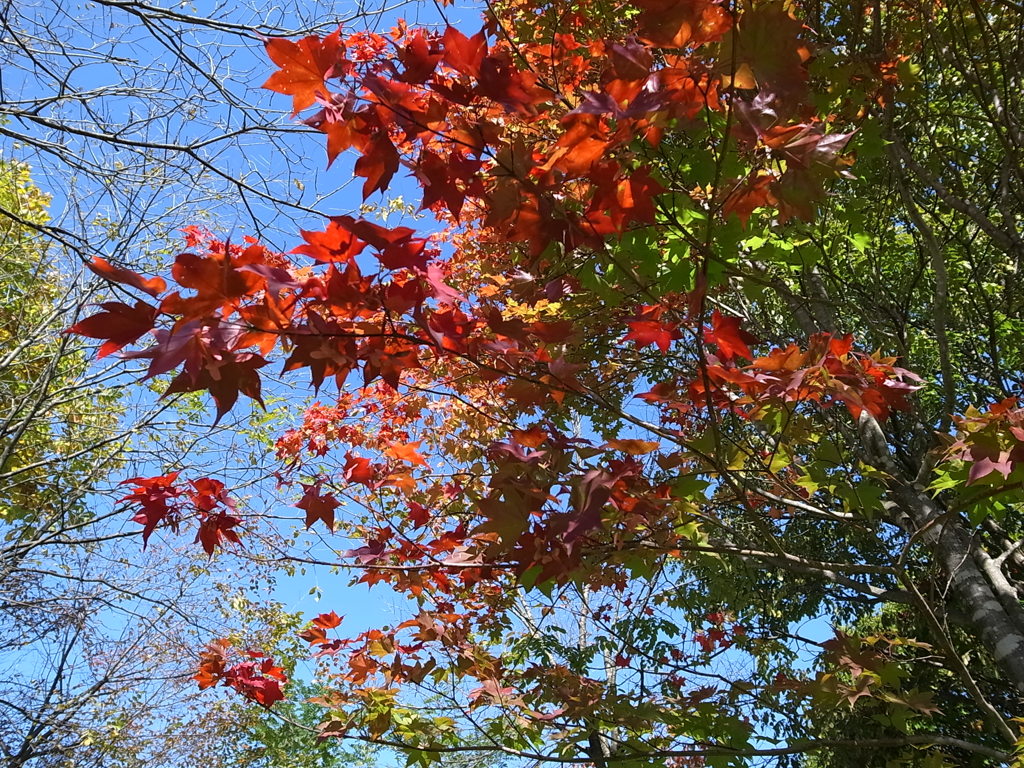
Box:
[69,0,1024,764]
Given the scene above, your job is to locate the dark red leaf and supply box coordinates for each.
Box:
[67,301,158,358]
[297,482,340,531]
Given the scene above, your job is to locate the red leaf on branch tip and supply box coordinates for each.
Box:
[121,472,183,548]
[989,397,1019,415]
[705,310,757,360]
[86,257,166,297]
[196,511,243,556]
[263,30,346,115]
[511,426,548,448]
[441,26,487,79]
[566,466,630,545]
[354,134,400,198]
[293,221,368,263]
[67,300,158,358]
[194,639,230,690]
[623,304,679,352]
[417,151,480,219]
[539,114,609,177]
[624,319,678,352]
[477,51,544,114]
[362,341,421,389]
[343,453,376,485]
[331,215,416,251]
[407,502,430,528]
[614,166,666,225]
[695,632,716,652]
[312,611,343,629]
[377,238,428,271]
[967,454,1013,485]
[829,333,854,357]
[189,477,234,512]
[396,29,442,84]
[162,246,265,319]
[297,483,340,531]
[225,656,288,707]
[281,317,357,392]
[298,625,328,646]
[164,349,269,423]
[416,263,462,306]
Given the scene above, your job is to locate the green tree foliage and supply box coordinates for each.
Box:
[0,158,122,529]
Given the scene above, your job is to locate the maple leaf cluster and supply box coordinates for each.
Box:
[67,0,874,444]
[195,639,288,707]
[120,473,241,553]
[65,0,926,739]
[688,331,923,421]
[945,397,1024,485]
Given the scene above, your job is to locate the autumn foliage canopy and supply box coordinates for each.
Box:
[70,0,1024,764]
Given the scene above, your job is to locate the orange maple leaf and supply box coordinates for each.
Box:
[263,30,345,115]
[386,440,429,467]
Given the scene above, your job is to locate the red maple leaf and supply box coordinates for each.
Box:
[313,611,343,629]
[297,482,340,531]
[282,314,358,391]
[386,440,428,467]
[829,333,854,357]
[720,6,810,104]
[622,305,679,352]
[377,238,429,271]
[539,114,610,177]
[160,245,265,320]
[195,641,288,708]
[635,0,733,49]
[120,472,183,547]
[705,310,758,360]
[441,26,487,79]
[330,215,416,252]
[407,502,430,528]
[476,50,544,114]
[194,639,230,690]
[354,133,400,199]
[395,29,442,84]
[227,657,287,707]
[417,151,482,218]
[722,173,776,226]
[196,509,243,556]
[362,340,421,389]
[293,221,368,263]
[67,300,158,358]
[189,477,234,512]
[695,632,716,653]
[164,348,269,423]
[343,452,376,485]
